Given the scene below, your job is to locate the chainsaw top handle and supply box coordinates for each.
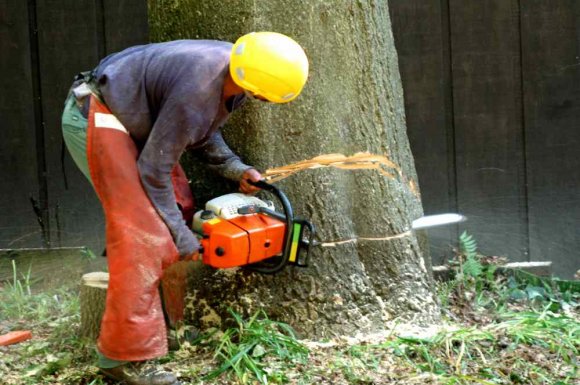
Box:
[245,179,294,274]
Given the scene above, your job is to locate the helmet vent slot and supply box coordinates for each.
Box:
[236,67,245,80]
[235,42,245,55]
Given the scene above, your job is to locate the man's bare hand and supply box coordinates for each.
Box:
[240,168,262,194]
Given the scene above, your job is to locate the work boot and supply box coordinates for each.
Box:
[100,362,180,385]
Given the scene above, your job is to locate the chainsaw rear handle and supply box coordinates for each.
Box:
[244,179,294,274]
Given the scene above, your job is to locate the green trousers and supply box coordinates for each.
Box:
[61,94,92,183]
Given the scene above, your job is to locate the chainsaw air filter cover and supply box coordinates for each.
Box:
[193,183,315,274]
[200,213,286,268]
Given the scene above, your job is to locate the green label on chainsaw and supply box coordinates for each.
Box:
[289,223,302,263]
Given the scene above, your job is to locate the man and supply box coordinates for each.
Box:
[62,32,309,385]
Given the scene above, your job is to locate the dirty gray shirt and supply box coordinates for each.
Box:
[94,40,252,257]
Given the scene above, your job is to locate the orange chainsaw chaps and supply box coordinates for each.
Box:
[160,260,195,329]
[86,95,179,362]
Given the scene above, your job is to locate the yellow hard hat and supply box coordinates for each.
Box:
[230,32,309,103]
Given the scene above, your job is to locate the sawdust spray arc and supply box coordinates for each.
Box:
[263,152,419,246]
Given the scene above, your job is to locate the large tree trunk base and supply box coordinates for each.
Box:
[186,237,438,339]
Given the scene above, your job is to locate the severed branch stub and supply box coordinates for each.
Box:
[79,272,109,340]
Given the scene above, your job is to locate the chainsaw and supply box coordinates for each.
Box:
[191,179,466,274]
[192,180,315,274]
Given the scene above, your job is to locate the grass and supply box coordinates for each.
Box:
[0,260,81,328]
[0,261,97,385]
[417,309,577,383]
[1,260,33,319]
[319,233,579,385]
[326,308,578,385]
[0,238,578,385]
[202,309,309,384]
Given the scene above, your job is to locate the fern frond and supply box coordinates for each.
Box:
[459,231,482,278]
[459,231,478,259]
[463,256,483,278]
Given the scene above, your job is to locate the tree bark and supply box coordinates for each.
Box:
[79,272,108,339]
[149,0,439,338]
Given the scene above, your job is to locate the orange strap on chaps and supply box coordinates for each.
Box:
[86,95,181,361]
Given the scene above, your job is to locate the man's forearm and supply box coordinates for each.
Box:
[208,158,253,181]
[199,130,253,181]
[137,160,200,257]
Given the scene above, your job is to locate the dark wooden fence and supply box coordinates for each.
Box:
[0,0,148,253]
[390,0,580,278]
[1,1,578,278]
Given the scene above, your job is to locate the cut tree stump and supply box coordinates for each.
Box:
[79,266,192,339]
[80,272,109,340]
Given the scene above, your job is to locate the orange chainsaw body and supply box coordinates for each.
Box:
[201,213,286,268]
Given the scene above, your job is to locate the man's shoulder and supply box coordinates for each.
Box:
[156,40,232,62]
[149,40,233,72]
[100,40,232,69]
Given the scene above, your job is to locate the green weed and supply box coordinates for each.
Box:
[443,231,502,313]
[203,309,309,384]
[1,260,33,319]
[0,260,80,325]
[507,270,580,313]
[442,231,579,316]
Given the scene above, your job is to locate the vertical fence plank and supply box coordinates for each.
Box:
[449,0,529,260]
[521,1,580,278]
[0,1,44,248]
[34,0,148,251]
[0,1,148,253]
[103,0,149,54]
[389,0,456,263]
[35,0,105,250]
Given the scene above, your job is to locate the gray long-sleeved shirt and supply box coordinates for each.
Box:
[94,40,251,257]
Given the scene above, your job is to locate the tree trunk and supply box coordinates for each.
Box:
[79,272,108,339]
[149,0,439,338]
